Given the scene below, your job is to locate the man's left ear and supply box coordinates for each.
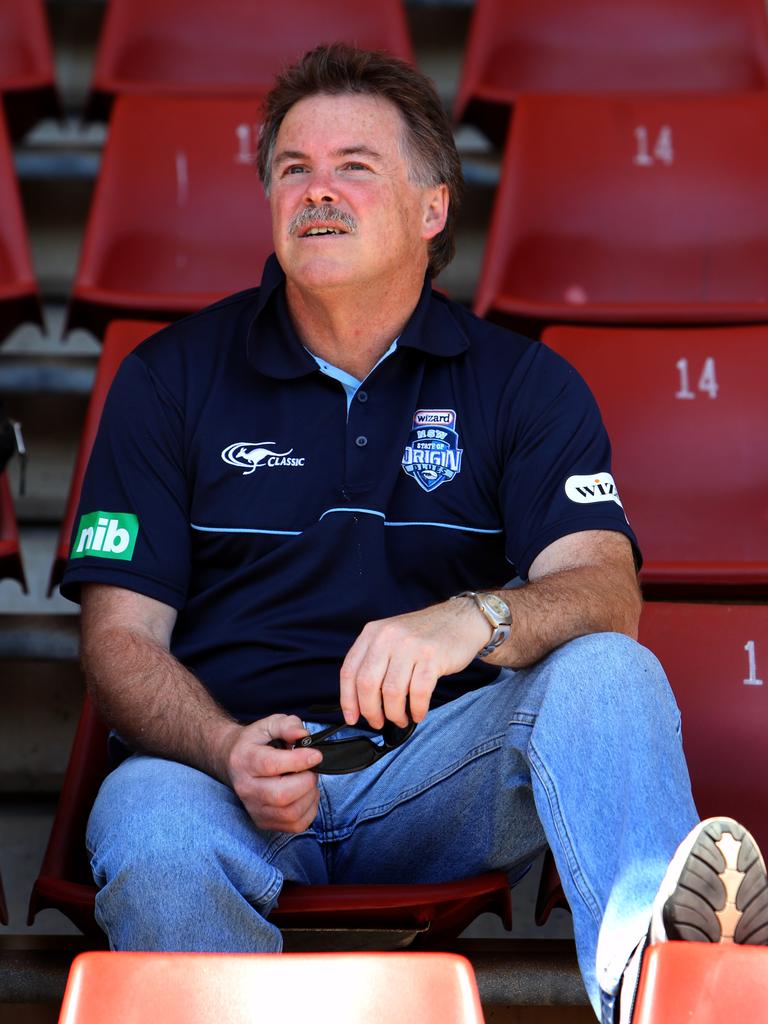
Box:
[422,184,449,240]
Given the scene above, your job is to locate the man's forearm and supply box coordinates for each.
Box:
[482,562,642,670]
[81,625,239,783]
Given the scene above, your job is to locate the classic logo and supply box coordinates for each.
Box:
[402,409,463,493]
[71,511,139,560]
[221,441,306,474]
[565,473,623,508]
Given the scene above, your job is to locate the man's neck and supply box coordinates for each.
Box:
[284,273,425,381]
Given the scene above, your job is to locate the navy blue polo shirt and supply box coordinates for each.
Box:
[61,255,640,723]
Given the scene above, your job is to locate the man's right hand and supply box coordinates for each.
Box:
[221,714,324,833]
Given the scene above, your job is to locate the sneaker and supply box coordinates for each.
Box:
[650,817,768,945]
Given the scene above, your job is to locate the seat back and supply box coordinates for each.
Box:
[538,602,768,924]
[50,320,169,592]
[0,106,42,339]
[475,94,768,330]
[59,951,485,1024]
[455,0,768,141]
[89,0,413,116]
[0,0,59,137]
[639,602,768,852]
[30,694,512,944]
[542,324,768,593]
[634,943,768,1024]
[0,471,26,589]
[68,96,273,337]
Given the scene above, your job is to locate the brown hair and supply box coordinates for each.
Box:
[257,43,463,278]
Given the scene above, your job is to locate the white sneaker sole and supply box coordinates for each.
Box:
[650,817,768,945]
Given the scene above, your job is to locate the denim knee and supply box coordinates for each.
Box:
[88,755,281,907]
[539,631,681,731]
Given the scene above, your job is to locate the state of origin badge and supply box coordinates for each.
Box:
[401,409,463,493]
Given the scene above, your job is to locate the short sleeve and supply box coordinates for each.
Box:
[60,353,191,607]
[499,344,641,579]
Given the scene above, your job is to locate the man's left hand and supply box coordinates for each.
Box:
[339,599,491,729]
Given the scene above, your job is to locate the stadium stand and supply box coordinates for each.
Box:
[474,94,768,333]
[5,2,768,1019]
[49,320,167,592]
[66,96,273,339]
[28,695,512,946]
[542,325,768,595]
[454,0,768,144]
[58,951,485,1024]
[0,0,60,139]
[86,0,414,120]
[0,472,26,590]
[634,943,768,1023]
[0,108,43,344]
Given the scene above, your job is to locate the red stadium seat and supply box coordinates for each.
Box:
[0,107,43,343]
[0,471,26,589]
[454,0,768,144]
[67,96,274,339]
[50,320,169,593]
[633,943,768,1024]
[640,603,768,853]
[58,951,485,1024]
[537,601,768,924]
[0,0,60,138]
[87,0,413,119]
[29,695,512,945]
[542,324,768,594]
[475,94,768,332]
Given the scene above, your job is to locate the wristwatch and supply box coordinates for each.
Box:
[452,591,512,658]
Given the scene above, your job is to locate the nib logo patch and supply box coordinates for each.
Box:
[71,511,139,560]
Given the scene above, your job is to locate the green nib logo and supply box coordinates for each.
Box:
[72,511,139,561]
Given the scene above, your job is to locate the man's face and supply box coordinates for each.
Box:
[268,92,447,294]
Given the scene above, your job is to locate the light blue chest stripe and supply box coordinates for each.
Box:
[318,506,386,521]
[191,524,303,536]
[191,510,502,537]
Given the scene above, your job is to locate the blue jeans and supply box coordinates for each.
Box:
[87,632,698,1022]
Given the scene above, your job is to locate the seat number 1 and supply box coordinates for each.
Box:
[744,641,764,686]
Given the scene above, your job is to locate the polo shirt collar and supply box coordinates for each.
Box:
[247,253,470,379]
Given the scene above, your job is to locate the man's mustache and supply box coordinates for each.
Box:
[288,205,358,236]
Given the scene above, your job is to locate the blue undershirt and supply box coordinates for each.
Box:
[307,339,398,413]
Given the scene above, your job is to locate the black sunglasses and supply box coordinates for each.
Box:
[271,710,416,775]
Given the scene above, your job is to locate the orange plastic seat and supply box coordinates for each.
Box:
[0,471,26,589]
[639,602,768,853]
[0,108,43,343]
[475,94,768,332]
[542,324,768,594]
[50,320,169,592]
[67,96,274,339]
[58,950,485,1024]
[0,0,60,138]
[87,0,413,119]
[633,943,768,1024]
[29,695,512,945]
[455,0,768,143]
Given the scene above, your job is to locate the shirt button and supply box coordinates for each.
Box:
[356,390,368,403]
[355,435,368,447]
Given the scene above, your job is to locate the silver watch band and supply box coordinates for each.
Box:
[451,591,512,658]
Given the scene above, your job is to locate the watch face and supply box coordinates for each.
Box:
[484,593,511,623]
